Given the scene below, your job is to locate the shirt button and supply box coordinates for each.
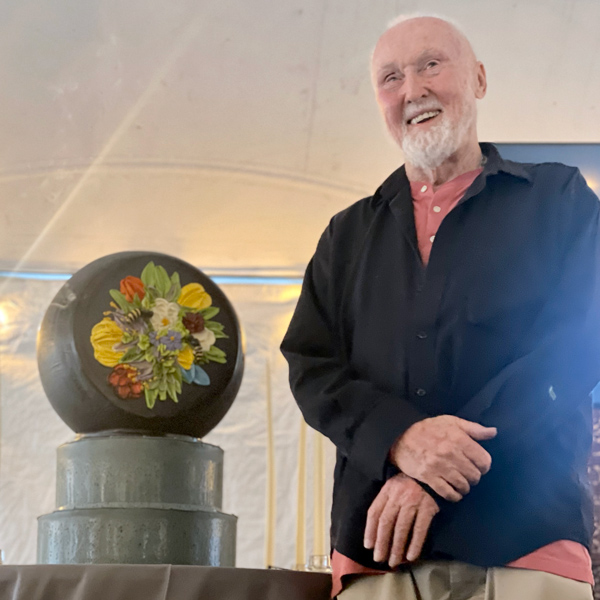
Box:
[416,331,427,339]
[420,185,428,193]
[429,235,435,243]
[433,206,441,213]
[416,388,427,397]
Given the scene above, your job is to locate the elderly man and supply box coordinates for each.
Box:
[281,14,600,600]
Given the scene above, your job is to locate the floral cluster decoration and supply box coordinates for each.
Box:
[90,262,228,409]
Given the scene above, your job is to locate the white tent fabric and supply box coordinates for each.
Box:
[1,0,599,274]
[0,275,335,568]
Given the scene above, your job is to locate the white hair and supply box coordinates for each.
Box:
[376,12,478,61]
[386,12,465,35]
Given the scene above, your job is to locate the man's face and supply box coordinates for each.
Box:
[371,18,486,169]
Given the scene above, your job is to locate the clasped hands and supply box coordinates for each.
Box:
[364,415,497,567]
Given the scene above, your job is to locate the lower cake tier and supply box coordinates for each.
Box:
[37,507,236,566]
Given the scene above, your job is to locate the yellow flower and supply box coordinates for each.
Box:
[90,318,125,367]
[178,345,194,370]
[178,283,212,310]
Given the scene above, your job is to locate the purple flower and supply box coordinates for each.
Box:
[159,330,182,351]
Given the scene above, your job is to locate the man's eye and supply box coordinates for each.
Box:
[426,61,439,69]
[384,73,400,83]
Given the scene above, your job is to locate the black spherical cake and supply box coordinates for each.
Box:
[37,251,243,438]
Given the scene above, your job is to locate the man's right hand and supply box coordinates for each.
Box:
[389,415,497,502]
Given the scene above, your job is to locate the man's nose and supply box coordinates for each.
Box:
[403,71,428,103]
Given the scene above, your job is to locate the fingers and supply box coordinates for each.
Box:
[462,437,493,475]
[443,469,471,496]
[429,476,463,502]
[372,499,401,562]
[405,502,437,562]
[389,507,417,567]
[455,453,482,485]
[364,490,387,550]
[456,418,497,441]
[364,476,439,568]
[440,448,482,486]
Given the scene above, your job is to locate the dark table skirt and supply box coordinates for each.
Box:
[0,564,332,600]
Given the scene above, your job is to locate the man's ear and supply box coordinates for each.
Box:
[474,61,487,99]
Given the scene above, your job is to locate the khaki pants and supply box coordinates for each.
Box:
[338,561,593,600]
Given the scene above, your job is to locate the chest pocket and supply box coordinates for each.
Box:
[466,268,546,328]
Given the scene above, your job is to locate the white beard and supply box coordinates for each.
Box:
[393,98,476,171]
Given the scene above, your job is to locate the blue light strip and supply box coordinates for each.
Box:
[0,271,303,286]
[213,277,303,286]
[0,271,71,281]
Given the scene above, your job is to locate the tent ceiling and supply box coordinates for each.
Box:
[1,0,599,274]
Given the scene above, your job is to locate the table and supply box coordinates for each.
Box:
[0,564,332,600]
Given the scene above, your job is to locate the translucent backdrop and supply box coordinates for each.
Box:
[0,275,335,568]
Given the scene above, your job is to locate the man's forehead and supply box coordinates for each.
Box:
[372,18,465,68]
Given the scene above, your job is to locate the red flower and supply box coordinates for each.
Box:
[108,364,143,399]
[182,312,205,333]
[120,276,145,302]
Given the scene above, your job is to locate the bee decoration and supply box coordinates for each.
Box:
[123,307,153,324]
[185,335,204,364]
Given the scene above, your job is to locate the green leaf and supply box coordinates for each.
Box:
[205,321,227,337]
[118,347,144,364]
[170,272,181,296]
[134,295,144,308]
[109,289,131,312]
[166,379,179,403]
[155,265,171,297]
[145,286,159,303]
[140,262,157,288]
[206,346,226,358]
[173,367,183,385]
[158,388,167,401]
[165,270,181,302]
[145,387,158,409]
[207,355,227,364]
[165,285,178,302]
[200,306,220,320]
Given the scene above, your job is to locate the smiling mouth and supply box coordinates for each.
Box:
[407,110,442,126]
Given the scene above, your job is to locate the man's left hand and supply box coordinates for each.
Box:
[363,473,439,567]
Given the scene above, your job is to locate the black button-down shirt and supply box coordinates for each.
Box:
[281,143,600,569]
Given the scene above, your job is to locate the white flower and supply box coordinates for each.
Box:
[193,328,216,352]
[150,298,180,332]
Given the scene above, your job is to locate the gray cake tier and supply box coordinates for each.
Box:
[56,432,223,510]
[37,507,237,566]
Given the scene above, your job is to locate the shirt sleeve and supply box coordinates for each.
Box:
[280,218,429,482]
[457,169,600,460]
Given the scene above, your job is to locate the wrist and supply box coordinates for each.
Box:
[388,435,403,467]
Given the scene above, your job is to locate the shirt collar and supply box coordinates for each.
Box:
[377,142,533,205]
[479,142,532,182]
